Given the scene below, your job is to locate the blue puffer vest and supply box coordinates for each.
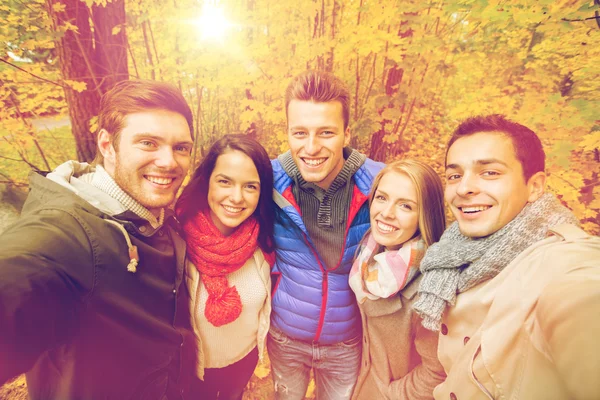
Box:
[270,157,384,344]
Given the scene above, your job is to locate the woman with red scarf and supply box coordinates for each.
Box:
[176,134,275,400]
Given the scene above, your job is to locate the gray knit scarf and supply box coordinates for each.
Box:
[414,193,579,331]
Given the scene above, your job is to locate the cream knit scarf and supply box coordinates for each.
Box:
[414,193,579,331]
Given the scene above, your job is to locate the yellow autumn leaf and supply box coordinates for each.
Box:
[253,362,270,379]
[305,379,316,398]
[52,3,66,12]
[579,132,600,152]
[64,80,87,93]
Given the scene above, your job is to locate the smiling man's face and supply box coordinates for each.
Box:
[100,109,193,216]
[287,99,350,190]
[444,131,540,238]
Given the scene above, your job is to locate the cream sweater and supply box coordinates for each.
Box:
[185,248,272,379]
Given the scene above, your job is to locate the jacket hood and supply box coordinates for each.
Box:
[43,160,128,217]
[25,161,152,273]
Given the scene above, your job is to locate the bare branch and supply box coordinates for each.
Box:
[0,59,65,88]
[550,172,580,191]
[0,154,24,162]
[561,15,600,23]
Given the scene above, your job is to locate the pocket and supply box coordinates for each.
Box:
[337,335,361,348]
[470,345,496,400]
[268,326,290,346]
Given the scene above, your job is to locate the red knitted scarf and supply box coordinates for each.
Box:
[183,209,259,327]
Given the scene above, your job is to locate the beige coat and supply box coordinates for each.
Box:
[185,248,271,380]
[434,224,600,400]
[352,275,446,400]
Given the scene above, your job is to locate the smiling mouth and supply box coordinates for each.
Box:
[222,205,244,214]
[377,220,398,233]
[459,205,491,214]
[145,175,175,185]
[302,158,326,167]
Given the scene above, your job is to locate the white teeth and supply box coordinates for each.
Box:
[146,176,174,185]
[303,158,326,166]
[223,205,243,213]
[461,206,490,213]
[377,221,398,233]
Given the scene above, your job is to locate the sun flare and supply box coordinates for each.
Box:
[195,3,231,41]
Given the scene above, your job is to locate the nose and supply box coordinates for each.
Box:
[304,134,322,155]
[154,147,178,170]
[380,203,395,219]
[456,173,478,197]
[228,186,243,204]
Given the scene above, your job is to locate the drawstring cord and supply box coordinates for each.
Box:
[105,219,140,273]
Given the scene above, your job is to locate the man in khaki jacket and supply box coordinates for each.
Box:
[414,114,600,399]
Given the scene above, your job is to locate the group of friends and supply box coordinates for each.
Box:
[0,70,598,400]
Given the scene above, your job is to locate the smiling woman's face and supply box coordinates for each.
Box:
[207,150,261,236]
[369,171,419,250]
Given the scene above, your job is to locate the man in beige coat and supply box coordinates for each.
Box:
[414,114,600,399]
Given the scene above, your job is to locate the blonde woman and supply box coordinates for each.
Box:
[350,160,446,399]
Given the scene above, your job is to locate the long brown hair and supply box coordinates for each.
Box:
[176,134,274,253]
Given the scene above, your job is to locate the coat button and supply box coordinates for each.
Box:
[464,336,470,345]
[450,393,457,400]
[441,324,448,335]
[139,225,147,233]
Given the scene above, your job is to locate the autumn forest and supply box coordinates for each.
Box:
[1,0,599,234]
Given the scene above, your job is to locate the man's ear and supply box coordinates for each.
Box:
[344,127,351,147]
[527,171,546,202]
[97,129,116,171]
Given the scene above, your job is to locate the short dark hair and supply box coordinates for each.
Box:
[447,114,545,180]
[94,80,194,165]
[285,70,350,129]
[176,134,274,253]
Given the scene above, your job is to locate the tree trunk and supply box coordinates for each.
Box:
[141,21,156,80]
[47,0,128,162]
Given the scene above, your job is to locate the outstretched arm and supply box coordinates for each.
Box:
[0,209,94,384]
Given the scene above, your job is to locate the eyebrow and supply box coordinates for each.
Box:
[132,133,193,146]
[289,126,339,131]
[446,158,509,170]
[375,189,417,204]
[214,173,260,186]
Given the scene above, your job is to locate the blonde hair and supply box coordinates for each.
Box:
[285,70,350,129]
[369,159,446,247]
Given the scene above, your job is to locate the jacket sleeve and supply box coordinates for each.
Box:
[535,261,600,400]
[388,315,446,400]
[0,209,94,384]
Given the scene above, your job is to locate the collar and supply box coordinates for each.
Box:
[278,147,366,195]
[91,165,164,229]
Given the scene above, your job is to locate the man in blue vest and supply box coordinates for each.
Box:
[269,70,384,400]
